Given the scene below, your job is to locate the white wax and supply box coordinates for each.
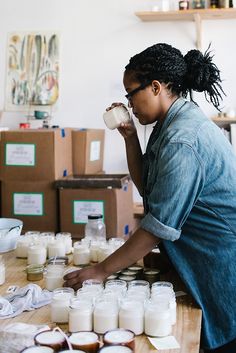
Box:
[45,274,63,291]
[69,332,98,345]
[90,244,99,262]
[35,330,65,345]
[69,307,93,332]
[73,248,90,266]
[22,346,54,353]
[99,346,132,353]
[16,239,30,258]
[0,265,5,286]
[48,241,66,258]
[27,246,47,265]
[94,304,118,334]
[144,311,172,337]
[51,292,73,323]
[119,310,144,335]
[105,329,134,343]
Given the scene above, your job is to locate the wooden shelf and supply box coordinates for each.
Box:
[212,116,236,123]
[135,8,236,50]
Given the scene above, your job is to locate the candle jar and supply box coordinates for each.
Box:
[94,300,119,334]
[98,346,133,353]
[20,346,55,353]
[128,280,150,296]
[26,264,44,281]
[73,242,90,266]
[144,301,172,337]
[97,244,113,263]
[69,332,99,353]
[119,300,144,335]
[48,240,66,258]
[118,275,136,284]
[34,330,66,350]
[56,232,72,254]
[51,287,74,323]
[143,269,160,286]
[151,290,176,325]
[16,237,31,258]
[127,265,143,279]
[0,256,5,285]
[82,279,103,293]
[69,298,93,332]
[103,328,135,350]
[45,264,65,291]
[120,270,137,279]
[90,241,100,263]
[105,280,127,296]
[28,245,47,265]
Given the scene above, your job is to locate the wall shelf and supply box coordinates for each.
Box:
[135,9,236,50]
[212,116,236,124]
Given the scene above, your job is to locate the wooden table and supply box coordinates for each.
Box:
[0,251,202,353]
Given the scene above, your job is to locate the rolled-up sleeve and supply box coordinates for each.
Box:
[141,141,204,241]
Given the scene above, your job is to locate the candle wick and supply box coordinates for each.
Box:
[53,326,73,350]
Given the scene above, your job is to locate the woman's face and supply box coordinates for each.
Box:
[123,71,162,125]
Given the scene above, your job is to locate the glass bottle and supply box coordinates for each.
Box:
[85,214,106,241]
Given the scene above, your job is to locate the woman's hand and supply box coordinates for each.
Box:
[106,102,137,139]
[63,263,107,291]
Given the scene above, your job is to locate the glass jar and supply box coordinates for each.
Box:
[103,328,135,350]
[151,290,176,325]
[26,264,44,281]
[16,237,31,258]
[105,279,127,296]
[93,300,119,334]
[51,287,74,323]
[85,214,106,241]
[34,329,66,350]
[48,240,66,258]
[21,346,54,353]
[0,256,5,285]
[119,299,144,335]
[69,298,93,332]
[98,346,133,353]
[82,279,104,293]
[45,264,65,291]
[73,242,90,266]
[144,301,172,337]
[56,232,72,254]
[27,245,47,265]
[143,269,160,286]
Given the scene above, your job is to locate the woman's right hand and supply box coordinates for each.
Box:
[106,102,137,139]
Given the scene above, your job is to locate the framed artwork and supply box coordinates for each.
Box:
[5,31,59,111]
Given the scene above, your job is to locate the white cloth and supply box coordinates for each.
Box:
[0,284,53,319]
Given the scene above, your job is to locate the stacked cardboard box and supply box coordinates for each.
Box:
[0,128,73,232]
[55,174,134,239]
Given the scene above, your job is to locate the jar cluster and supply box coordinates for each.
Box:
[51,280,176,338]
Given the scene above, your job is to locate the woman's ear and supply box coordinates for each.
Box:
[151,80,162,95]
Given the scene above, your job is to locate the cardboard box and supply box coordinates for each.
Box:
[1,180,59,233]
[72,129,104,175]
[58,179,134,238]
[0,128,72,181]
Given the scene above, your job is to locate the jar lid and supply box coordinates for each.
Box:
[26,264,44,274]
[88,214,103,220]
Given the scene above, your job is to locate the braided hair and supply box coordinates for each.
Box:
[125,43,225,111]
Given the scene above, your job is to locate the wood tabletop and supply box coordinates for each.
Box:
[0,251,202,353]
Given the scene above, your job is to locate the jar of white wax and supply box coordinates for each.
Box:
[76,288,98,305]
[51,287,74,323]
[144,301,172,337]
[34,329,66,350]
[128,280,150,295]
[69,298,93,332]
[151,290,176,325]
[48,240,66,258]
[97,244,113,262]
[151,281,173,292]
[73,242,90,266]
[89,241,100,262]
[45,264,65,291]
[82,279,104,293]
[105,279,127,296]
[27,245,47,265]
[21,346,55,353]
[0,256,5,286]
[98,346,133,353]
[119,299,144,335]
[16,237,31,258]
[93,300,119,334]
[56,232,72,254]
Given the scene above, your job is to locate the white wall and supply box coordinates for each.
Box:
[0,0,236,201]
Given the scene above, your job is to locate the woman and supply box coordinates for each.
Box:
[64,43,236,352]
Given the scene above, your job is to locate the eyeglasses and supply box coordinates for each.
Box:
[125,82,150,105]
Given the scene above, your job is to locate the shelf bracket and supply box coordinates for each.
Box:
[193,13,202,51]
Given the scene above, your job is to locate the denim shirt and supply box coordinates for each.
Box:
[140,97,236,349]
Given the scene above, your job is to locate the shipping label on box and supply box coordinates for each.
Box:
[5,143,36,166]
[73,200,104,224]
[90,141,101,161]
[13,192,44,216]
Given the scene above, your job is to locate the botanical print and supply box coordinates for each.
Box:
[5,31,59,111]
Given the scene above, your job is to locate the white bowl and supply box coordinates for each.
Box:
[0,218,23,253]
